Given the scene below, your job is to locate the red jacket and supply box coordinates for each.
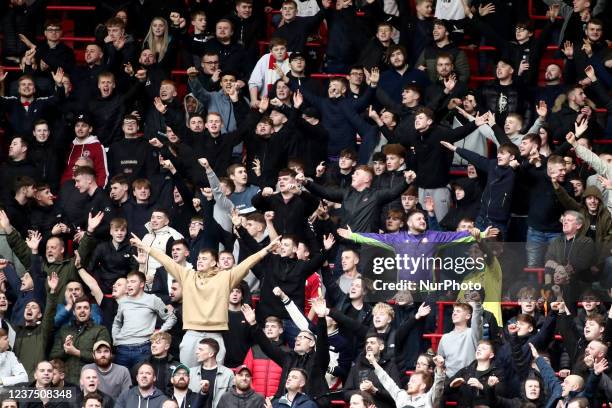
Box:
[304,272,321,316]
[61,135,108,187]
[243,344,284,397]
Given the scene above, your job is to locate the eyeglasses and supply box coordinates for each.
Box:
[295,334,314,342]
[190,222,204,227]
[203,60,219,65]
[45,28,62,32]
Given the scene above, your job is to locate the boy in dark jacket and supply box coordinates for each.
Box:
[385,107,488,220]
[287,70,379,158]
[87,217,137,296]
[442,141,519,239]
[448,340,503,407]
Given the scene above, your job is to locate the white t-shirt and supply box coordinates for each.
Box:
[434,0,466,21]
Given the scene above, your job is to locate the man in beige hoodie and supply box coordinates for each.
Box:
[130,233,279,367]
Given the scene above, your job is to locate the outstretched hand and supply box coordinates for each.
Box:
[87,211,104,233]
[241,304,257,325]
[129,233,150,253]
[336,226,353,240]
[440,140,456,152]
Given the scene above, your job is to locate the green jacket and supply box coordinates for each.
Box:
[6,230,96,297]
[49,320,111,384]
[554,185,612,263]
[14,291,58,377]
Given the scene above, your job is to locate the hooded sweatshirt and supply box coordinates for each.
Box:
[114,386,168,408]
[217,387,265,408]
[183,92,204,129]
[141,223,184,277]
[439,178,482,231]
[554,185,612,253]
[60,135,109,187]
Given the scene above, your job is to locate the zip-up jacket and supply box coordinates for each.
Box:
[188,364,235,408]
[0,85,64,135]
[306,179,408,232]
[243,342,286,397]
[456,148,515,223]
[87,240,138,294]
[49,320,111,384]
[386,122,477,189]
[60,135,109,188]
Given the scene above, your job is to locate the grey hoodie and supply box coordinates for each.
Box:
[218,387,265,408]
[114,386,168,408]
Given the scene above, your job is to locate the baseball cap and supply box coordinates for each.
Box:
[235,365,252,375]
[172,363,190,376]
[302,106,320,120]
[92,340,111,351]
[289,52,306,62]
[75,112,93,126]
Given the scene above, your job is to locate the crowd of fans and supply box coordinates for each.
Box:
[0,0,611,407]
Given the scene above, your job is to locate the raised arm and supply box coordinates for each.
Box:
[242,304,287,366]
[41,274,60,339]
[371,363,407,404]
[470,302,484,344]
[313,303,330,370]
[188,74,211,105]
[201,159,235,219]
[77,266,103,305]
[228,237,280,288]
[275,288,311,332]
[455,147,491,173]
[304,180,346,202]
[1,261,22,300]
[533,348,562,401]
[552,180,582,211]
[131,233,187,284]
[443,121,479,143]
[0,211,32,269]
[375,178,410,205]
[573,144,612,177]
